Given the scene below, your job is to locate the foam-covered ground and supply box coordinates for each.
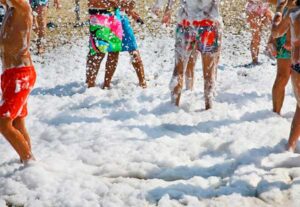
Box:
[0,31,299,207]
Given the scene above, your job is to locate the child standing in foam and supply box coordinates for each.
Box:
[0,0,36,164]
[271,0,300,151]
[152,0,222,109]
[86,0,147,89]
[246,0,273,66]
[30,0,61,54]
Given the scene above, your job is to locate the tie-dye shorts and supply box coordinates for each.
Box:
[120,13,138,52]
[89,9,123,55]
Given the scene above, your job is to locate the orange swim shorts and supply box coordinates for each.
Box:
[0,66,36,120]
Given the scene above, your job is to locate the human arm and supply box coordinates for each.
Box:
[271,10,290,38]
[273,0,289,25]
[121,0,144,24]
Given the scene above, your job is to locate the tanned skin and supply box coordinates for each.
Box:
[32,0,61,54]
[267,0,293,114]
[271,0,300,151]
[86,0,146,89]
[0,0,34,162]
[246,0,273,65]
[159,1,221,109]
[120,0,147,88]
[86,0,120,89]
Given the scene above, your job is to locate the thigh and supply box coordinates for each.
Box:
[175,25,195,62]
[201,52,219,78]
[197,20,221,54]
[0,69,35,120]
[277,58,291,78]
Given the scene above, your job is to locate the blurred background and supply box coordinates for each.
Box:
[44,0,249,48]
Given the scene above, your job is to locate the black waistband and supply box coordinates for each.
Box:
[88,8,115,15]
[292,63,300,73]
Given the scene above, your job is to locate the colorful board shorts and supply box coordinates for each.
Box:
[120,13,138,52]
[0,66,36,120]
[276,34,291,59]
[30,0,48,8]
[175,19,220,56]
[89,9,123,55]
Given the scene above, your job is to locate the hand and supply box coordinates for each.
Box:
[273,12,282,26]
[162,11,171,25]
[283,42,292,51]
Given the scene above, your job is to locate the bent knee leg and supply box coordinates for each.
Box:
[0,118,12,133]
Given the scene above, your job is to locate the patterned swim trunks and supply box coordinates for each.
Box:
[175,19,220,54]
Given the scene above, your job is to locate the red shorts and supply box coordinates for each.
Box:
[0,66,36,120]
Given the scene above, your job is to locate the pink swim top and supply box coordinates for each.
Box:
[246,0,269,16]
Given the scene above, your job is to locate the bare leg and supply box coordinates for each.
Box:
[103,52,119,89]
[288,106,300,151]
[250,26,262,64]
[86,53,105,88]
[248,14,263,64]
[129,50,147,88]
[35,6,47,55]
[272,58,291,114]
[185,50,197,91]
[0,118,32,162]
[170,58,185,106]
[288,70,300,151]
[13,117,31,151]
[202,52,219,110]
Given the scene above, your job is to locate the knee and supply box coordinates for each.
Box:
[169,75,183,91]
[130,51,142,64]
[0,118,12,133]
[274,74,290,87]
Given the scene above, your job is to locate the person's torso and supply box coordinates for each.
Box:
[88,0,113,10]
[177,0,220,23]
[0,7,33,70]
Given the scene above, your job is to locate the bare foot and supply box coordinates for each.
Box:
[139,81,147,89]
[102,84,111,89]
[86,82,96,88]
[287,142,296,153]
[171,93,181,106]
